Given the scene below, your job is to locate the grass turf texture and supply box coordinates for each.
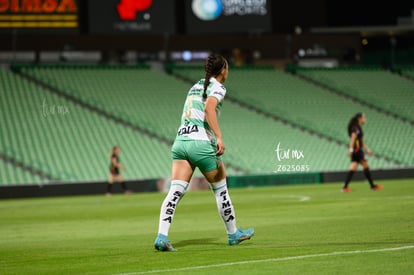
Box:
[0,179,413,275]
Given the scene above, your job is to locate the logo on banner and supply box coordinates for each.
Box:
[192,0,267,21]
[117,0,152,21]
[192,0,222,21]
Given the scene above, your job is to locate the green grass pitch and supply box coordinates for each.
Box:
[0,178,413,274]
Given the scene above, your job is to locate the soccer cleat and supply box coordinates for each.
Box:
[341,187,352,193]
[228,227,254,245]
[371,184,383,191]
[154,234,177,252]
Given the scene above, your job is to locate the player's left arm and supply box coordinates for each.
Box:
[205,96,225,156]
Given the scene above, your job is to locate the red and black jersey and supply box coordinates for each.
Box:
[351,125,364,153]
[109,153,120,174]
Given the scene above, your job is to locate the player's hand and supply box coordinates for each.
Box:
[347,152,352,157]
[367,149,374,156]
[216,138,225,156]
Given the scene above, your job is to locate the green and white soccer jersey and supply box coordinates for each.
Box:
[175,77,226,142]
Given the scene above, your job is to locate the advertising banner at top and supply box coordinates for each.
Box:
[186,0,272,34]
[88,0,175,34]
[0,0,79,33]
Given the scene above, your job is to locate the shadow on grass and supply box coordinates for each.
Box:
[174,238,221,248]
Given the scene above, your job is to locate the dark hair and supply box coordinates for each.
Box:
[109,146,119,158]
[203,54,227,100]
[347,112,363,136]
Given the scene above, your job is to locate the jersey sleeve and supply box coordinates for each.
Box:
[209,84,226,102]
[351,126,359,135]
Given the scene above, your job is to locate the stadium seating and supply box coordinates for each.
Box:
[295,66,414,122]
[0,158,44,186]
[18,64,185,141]
[0,68,173,184]
[0,64,411,186]
[397,65,414,80]
[171,65,414,168]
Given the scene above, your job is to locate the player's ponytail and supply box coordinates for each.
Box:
[203,54,227,100]
[347,112,363,136]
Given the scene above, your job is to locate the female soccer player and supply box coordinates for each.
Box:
[342,113,383,192]
[154,54,254,252]
[106,146,131,196]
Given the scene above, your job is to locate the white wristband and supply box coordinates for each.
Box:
[349,148,353,152]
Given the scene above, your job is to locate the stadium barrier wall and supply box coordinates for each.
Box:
[0,168,413,199]
[0,179,158,199]
[227,173,322,188]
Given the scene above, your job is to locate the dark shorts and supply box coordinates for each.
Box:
[351,151,366,163]
[110,167,120,175]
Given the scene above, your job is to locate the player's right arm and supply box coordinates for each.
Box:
[348,132,357,157]
[111,156,120,168]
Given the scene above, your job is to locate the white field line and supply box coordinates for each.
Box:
[270,195,311,201]
[114,245,414,275]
